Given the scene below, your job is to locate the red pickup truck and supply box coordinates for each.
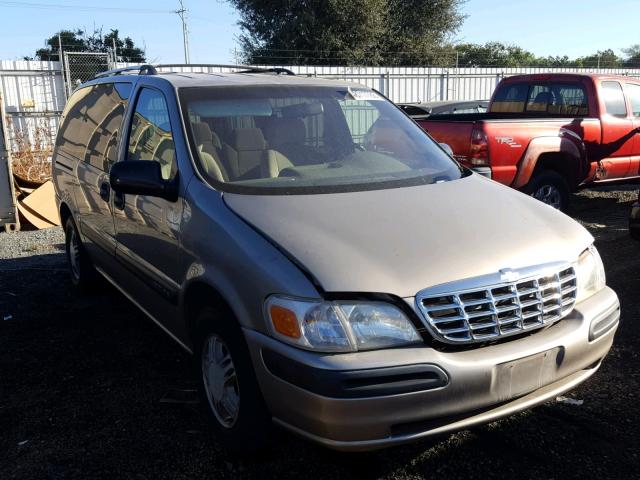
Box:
[417,74,640,210]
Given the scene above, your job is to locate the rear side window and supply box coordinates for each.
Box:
[602,81,627,118]
[521,84,587,115]
[55,86,93,160]
[490,83,529,113]
[84,83,132,171]
[127,88,177,180]
[56,83,132,169]
[492,82,588,115]
[626,83,640,117]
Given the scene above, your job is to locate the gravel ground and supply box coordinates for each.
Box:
[1,186,639,480]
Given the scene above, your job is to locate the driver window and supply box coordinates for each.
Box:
[127,88,177,180]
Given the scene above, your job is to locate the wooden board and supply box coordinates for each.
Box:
[17,180,60,229]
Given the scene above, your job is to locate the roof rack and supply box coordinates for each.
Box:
[155,64,296,76]
[236,67,296,76]
[93,64,158,80]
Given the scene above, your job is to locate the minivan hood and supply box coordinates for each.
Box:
[224,175,593,298]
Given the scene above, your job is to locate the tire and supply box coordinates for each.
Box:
[64,216,98,292]
[195,306,272,454]
[525,170,570,212]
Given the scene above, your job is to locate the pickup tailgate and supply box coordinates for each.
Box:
[416,117,475,163]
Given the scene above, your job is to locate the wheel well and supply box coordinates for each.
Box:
[184,281,235,343]
[59,203,72,227]
[533,153,581,190]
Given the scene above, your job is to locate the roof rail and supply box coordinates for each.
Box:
[93,64,158,80]
[155,64,296,76]
[237,67,296,76]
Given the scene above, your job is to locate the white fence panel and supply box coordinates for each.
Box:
[2,60,640,156]
[0,60,65,150]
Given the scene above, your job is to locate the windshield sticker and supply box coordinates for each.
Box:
[348,88,384,101]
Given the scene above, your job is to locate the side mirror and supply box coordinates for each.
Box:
[110,161,178,201]
[439,143,454,157]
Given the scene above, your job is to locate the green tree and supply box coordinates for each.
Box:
[380,0,466,66]
[575,49,621,68]
[226,0,466,66]
[454,42,539,67]
[622,44,640,67]
[34,28,146,62]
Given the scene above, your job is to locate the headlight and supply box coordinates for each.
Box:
[265,296,422,352]
[575,245,606,302]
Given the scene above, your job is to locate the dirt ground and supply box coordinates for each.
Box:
[1,186,639,480]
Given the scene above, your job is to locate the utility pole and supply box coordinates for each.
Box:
[58,33,67,100]
[175,0,190,64]
[455,50,459,101]
[112,37,117,66]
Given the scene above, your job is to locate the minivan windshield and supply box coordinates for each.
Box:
[180,85,464,194]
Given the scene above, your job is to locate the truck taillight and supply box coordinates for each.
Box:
[469,128,489,166]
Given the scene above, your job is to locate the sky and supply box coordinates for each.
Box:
[0,0,638,64]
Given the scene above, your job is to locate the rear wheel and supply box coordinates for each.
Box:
[64,216,97,292]
[525,170,569,212]
[195,307,272,453]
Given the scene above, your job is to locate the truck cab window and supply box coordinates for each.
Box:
[490,83,529,113]
[626,84,640,118]
[602,81,628,118]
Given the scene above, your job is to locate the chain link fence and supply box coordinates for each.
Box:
[63,52,114,97]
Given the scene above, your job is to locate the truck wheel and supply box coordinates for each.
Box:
[526,171,569,211]
[64,216,97,292]
[195,306,272,454]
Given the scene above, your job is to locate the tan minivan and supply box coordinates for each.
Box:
[53,65,620,451]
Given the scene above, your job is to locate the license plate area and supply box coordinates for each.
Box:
[492,347,562,402]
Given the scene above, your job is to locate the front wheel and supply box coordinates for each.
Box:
[195,307,272,453]
[525,171,569,212]
[64,216,97,292]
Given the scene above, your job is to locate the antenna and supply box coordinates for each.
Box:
[175,0,190,64]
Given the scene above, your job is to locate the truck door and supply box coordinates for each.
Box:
[625,82,640,176]
[597,80,635,179]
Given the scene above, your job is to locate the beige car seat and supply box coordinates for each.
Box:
[222,128,269,180]
[192,122,228,181]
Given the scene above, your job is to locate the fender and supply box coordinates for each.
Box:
[512,132,587,189]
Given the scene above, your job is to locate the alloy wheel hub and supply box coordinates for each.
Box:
[201,334,240,428]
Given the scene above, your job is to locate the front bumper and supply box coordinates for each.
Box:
[245,287,619,451]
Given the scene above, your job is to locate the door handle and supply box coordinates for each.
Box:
[99,182,110,202]
[114,191,125,210]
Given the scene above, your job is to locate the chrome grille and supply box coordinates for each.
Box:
[416,266,577,344]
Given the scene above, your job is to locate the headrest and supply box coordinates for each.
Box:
[192,121,213,143]
[233,128,266,151]
[533,92,550,104]
[193,121,222,149]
